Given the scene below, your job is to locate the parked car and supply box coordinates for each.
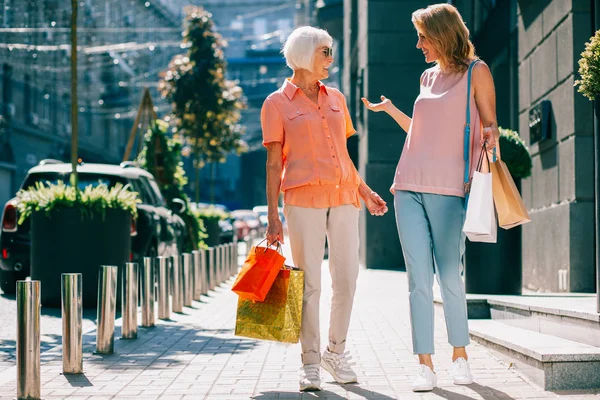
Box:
[252,205,287,236]
[230,209,261,241]
[191,202,235,244]
[0,160,186,294]
[251,205,328,257]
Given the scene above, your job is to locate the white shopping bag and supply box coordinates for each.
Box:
[463,170,497,243]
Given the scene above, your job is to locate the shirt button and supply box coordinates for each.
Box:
[336,185,339,189]
[327,136,331,139]
[322,116,325,119]
[332,155,335,158]
[296,111,300,114]
[330,146,333,149]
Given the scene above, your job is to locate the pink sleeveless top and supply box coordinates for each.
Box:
[392,65,483,198]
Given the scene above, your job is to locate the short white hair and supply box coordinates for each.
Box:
[282,26,333,72]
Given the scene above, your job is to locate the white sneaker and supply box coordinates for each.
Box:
[412,364,437,392]
[451,357,474,385]
[299,364,322,391]
[320,349,358,384]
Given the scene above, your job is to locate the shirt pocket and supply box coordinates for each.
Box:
[285,109,311,141]
[326,102,345,139]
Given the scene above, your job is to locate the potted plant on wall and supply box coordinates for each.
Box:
[465,128,532,295]
[17,181,139,307]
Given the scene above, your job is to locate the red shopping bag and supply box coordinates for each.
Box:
[231,240,285,302]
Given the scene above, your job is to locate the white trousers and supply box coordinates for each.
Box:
[284,204,360,365]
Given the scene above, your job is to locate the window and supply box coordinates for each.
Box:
[138,176,160,206]
[23,75,31,119]
[128,178,153,205]
[145,177,166,207]
[21,172,127,190]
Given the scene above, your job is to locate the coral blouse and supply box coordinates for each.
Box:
[261,79,360,208]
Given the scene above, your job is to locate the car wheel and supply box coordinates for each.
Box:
[0,269,26,295]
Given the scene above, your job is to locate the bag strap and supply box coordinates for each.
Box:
[463,59,480,196]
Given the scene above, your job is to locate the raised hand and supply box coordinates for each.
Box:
[361,95,392,113]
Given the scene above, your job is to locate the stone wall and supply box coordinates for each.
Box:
[516,0,594,292]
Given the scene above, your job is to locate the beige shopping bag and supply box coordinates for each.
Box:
[489,158,531,229]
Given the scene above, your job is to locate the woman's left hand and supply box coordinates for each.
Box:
[365,191,388,216]
[481,124,499,151]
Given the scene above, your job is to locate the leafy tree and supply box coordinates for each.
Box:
[136,120,206,251]
[159,6,246,202]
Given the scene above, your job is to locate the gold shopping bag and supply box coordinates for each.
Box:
[489,158,531,229]
[235,268,303,343]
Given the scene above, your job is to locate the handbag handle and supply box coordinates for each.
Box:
[463,59,480,195]
[255,238,283,254]
[475,142,491,173]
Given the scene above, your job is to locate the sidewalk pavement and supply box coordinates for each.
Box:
[0,257,599,399]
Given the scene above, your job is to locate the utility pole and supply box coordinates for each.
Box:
[70,0,78,188]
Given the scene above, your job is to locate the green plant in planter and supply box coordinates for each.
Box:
[137,120,207,251]
[194,206,230,247]
[498,127,532,179]
[16,181,139,223]
[575,29,600,101]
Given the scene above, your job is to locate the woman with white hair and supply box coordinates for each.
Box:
[262,26,388,391]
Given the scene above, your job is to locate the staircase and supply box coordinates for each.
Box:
[435,293,600,390]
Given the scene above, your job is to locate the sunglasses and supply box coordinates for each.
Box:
[322,47,333,57]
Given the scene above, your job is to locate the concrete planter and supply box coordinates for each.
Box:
[30,208,131,308]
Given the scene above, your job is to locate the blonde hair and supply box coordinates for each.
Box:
[282,26,333,72]
[412,4,476,72]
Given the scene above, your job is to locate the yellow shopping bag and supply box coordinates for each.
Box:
[234,267,303,343]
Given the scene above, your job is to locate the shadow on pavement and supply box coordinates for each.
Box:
[433,382,515,400]
[252,386,397,399]
[64,373,93,387]
[81,324,258,370]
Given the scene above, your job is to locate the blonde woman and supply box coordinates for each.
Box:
[262,26,388,391]
[362,4,499,392]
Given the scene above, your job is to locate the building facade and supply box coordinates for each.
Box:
[340,0,598,293]
[0,0,183,207]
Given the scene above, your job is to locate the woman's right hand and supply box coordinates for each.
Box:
[361,95,392,113]
[266,217,284,245]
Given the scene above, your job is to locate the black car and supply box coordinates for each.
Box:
[0,160,186,294]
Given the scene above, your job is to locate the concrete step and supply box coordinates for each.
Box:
[485,295,600,347]
[469,320,600,390]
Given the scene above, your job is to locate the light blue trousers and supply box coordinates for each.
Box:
[394,191,470,355]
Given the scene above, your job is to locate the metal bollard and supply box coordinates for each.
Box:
[218,245,224,284]
[208,247,216,290]
[233,239,238,275]
[141,257,155,327]
[171,255,183,313]
[17,280,40,400]
[62,273,83,375]
[192,250,202,301]
[182,253,193,307]
[157,256,170,320]
[229,243,234,277]
[96,265,118,354]
[122,262,138,339]
[223,243,231,281]
[214,245,220,285]
[200,248,208,295]
[223,245,229,280]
